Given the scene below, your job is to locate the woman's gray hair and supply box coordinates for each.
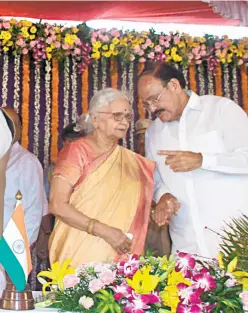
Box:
[74,88,130,134]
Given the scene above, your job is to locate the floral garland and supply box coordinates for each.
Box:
[0,19,247,73]
[36,252,248,313]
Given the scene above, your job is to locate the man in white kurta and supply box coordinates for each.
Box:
[138,63,248,258]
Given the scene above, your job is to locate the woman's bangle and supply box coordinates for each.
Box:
[86,218,98,235]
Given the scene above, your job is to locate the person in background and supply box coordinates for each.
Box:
[49,88,155,268]
[138,62,248,258]
[135,119,171,256]
[1,107,48,291]
[0,108,13,295]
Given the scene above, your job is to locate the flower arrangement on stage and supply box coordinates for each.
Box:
[36,251,248,313]
[0,18,247,72]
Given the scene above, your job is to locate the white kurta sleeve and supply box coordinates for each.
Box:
[22,156,47,246]
[0,110,12,158]
[145,129,170,203]
[202,99,248,174]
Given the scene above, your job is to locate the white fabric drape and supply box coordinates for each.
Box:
[203,1,248,26]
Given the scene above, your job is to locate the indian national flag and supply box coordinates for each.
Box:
[0,198,32,291]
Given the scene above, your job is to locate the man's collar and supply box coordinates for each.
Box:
[185,90,203,111]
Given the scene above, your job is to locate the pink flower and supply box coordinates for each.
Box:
[74,38,81,45]
[62,43,70,50]
[117,255,141,278]
[88,279,104,294]
[110,29,120,37]
[91,31,98,39]
[193,272,216,291]
[238,59,244,65]
[46,37,53,44]
[176,252,196,278]
[79,296,94,310]
[101,35,110,42]
[54,41,61,48]
[165,35,171,41]
[154,45,162,53]
[74,48,81,55]
[215,42,221,49]
[243,53,248,59]
[138,50,144,56]
[124,293,150,313]
[164,41,170,48]
[133,45,141,53]
[30,40,37,48]
[2,22,10,29]
[129,54,135,61]
[140,292,161,305]
[215,49,221,56]
[195,60,202,65]
[141,44,148,50]
[64,275,80,289]
[22,48,29,55]
[16,38,25,47]
[44,28,49,36]
[111,282,133,301]
[240,291,248,311]
[145,38,152,46]
[192,47,200,55]
[200,50,206,56]
[177,303,203,313]
[159,39,165,46]
[174,36,180,44]
[222,40,229,48]
[177,284,202,305]
[148,52,155,59]
[188,53,194,60]
[99,269,116,285]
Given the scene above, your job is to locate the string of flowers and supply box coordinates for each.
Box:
[44,59,51,168]
[0,19,247,73]
[232,67,239,104]
[13,54,21,112]
[121,61,127,148]
[2,52,8,107]
[63,57,70,127]
[71,57,78,122]
[33,67,40,157]
[128,61,135,151]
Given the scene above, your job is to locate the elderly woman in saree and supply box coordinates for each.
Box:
[49,88,155,268]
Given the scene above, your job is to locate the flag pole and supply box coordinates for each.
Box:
[0,191,34,311]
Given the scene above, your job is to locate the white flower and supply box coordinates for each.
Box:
[79,296,94,310]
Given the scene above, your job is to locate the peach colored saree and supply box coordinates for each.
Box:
[49,138,155,268]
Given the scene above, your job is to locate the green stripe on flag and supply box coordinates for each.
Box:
[0,237,26,291]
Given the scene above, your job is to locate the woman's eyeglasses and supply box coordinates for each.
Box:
[97,112,133,122]
[142,87,166,110]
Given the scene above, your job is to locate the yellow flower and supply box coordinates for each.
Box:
[30,35,35,40]
[92,51,101,59]
[109,43,115,51]
[103,51,112,58]
[126,266,160,294]
[172,54,183,62]
[92,41,102,49]
[112,50,118,56]
[64,34,77,45]
[21,27,29,38]
[149,43,154,48]
[7,41,13,47]
[165,49,170,55]
[47,53,52,60]
[0,31,11,41]
[3,46,9,52]
[46,47,52,53]
[177,42,185,48]
[160,285,179,313]
[37,259,75,295]
[112,37,120,45]
[102,44,109,51]
[72,27,79,34]
[120,37,128,46]
[171,47,177,55]
[30,26,37,34]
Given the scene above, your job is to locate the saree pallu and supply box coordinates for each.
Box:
[49,144,155,268]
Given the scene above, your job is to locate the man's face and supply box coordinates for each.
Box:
[138,74,183,122]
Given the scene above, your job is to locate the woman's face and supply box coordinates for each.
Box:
[93,97,132,140]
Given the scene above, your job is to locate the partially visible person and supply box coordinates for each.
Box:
[135,119,171,256]
[49,88,155,268]
[2,107,47,246]
[0,108,13,295]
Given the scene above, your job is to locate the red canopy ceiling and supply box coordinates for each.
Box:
[0,1,239,26]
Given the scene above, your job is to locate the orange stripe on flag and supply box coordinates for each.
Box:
[12,202,32,274]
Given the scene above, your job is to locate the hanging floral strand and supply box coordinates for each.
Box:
[207,69,214,95]
[92,60,99,95]
[232,65,239,104]
[101,59,107,89]
[223,64,231,99]
[198,65,205,96]
[2,52,8,107]
[121,61,127,148]
[182,67,189,90]
[13,54,21,112]
[71,57,78,122]
[33,67,41,157]
[128,62,135,151]
[44,60,51,168]
[63,57,70,127]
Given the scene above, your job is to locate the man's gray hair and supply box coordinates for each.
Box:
[74,88,130,134]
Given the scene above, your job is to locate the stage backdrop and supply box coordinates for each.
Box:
[0,55,247,168]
